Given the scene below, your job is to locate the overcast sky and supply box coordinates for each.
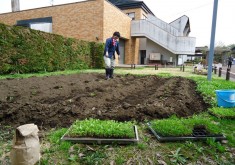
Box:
[0,0,234,47]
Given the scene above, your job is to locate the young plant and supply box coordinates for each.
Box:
[66,119,135,138]
[151,115,221,136]
[168,148,187,164]
[209,107,235,119]
[89,92,96,97]
[185,115,220,135]
[206,138,225,153]
[79,150,106,165]
[151,117,192,136]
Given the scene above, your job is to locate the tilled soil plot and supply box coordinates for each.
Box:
[0,73,208,129]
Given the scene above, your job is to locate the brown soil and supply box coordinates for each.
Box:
[0,73,208,129]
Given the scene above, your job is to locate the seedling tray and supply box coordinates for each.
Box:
[61,126,139,144]
[147,123,226,142]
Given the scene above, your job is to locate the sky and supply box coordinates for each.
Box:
[0,0,235,47]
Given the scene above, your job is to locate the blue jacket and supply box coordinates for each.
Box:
[103,37,120,59]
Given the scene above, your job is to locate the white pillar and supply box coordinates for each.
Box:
[11,0,20,12]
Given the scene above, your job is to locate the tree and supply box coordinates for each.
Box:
[228,44,235,50]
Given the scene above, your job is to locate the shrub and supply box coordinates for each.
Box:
[0,23,104,74]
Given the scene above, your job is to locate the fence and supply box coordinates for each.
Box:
[190,65,235,81]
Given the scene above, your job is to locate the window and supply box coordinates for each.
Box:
[16,17,53,33]
[127,12,135,20]
[30,23,52,33]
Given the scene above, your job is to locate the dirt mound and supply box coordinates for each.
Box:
[0,73,208,129]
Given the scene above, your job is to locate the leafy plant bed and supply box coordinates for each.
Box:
[148,116,226,142]
[61,119,139,144]
[209,108,235,119]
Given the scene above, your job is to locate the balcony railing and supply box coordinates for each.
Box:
[131,20,196,55]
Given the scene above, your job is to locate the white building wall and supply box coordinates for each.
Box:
[147,14,179,36]
[131,20,196,55]
[146,39,176,64]
[170,15,189,36]
[139,38,147,50]
[178,55,188,65]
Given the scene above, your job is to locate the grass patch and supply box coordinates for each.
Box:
[190,76,235,106]
[218,119,235,146]
[209,107,235,119]
[157,72,172,77]
[151,115,220,136]
[66,119,135,138]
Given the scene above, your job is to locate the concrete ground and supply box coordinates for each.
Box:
[117,64,235,82]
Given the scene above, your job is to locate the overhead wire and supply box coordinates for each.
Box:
[168,0,221,17]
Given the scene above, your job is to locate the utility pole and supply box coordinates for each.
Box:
[11,0,20,12]
[207,0,219,81]
[50,0,54,6]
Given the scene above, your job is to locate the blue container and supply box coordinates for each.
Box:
[215,90,235,108]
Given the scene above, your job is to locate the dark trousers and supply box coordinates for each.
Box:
[228,62,232,69]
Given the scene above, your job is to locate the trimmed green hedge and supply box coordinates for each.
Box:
[0,23,104,74]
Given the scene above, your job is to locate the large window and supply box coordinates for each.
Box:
[16,17,53,33]
[30,23,52,33]
[127,12,135,20]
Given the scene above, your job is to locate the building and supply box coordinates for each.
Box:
[0,0,196,65]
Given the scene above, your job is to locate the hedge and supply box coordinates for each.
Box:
[0,23,104,74]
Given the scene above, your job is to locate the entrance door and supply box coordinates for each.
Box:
[140,50,146,64]
[119,39,125,64]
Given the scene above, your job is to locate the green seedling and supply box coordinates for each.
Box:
[137,143,147,150]
[151,115,221,137]
[67,118,135,138]
[89,92,96,97]
[31,90,38,96]
[168,148,187,164]
[151,118,192,136]
[206,138,225,153]
[209,107,235,118]
[38,157,50,165]
[80,150,106,165]
[68,154,78,162]
[142,136,150,143]
[115,156,126,165]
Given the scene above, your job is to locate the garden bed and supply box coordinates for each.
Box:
[61,119,139,144]
[147,116,226,142]
[209,108,235,119]
[0,73,208,129]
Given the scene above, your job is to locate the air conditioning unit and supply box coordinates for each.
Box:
[149,53,161,60]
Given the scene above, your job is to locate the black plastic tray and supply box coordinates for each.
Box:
[61,126,139,144]
[147,123,226,142]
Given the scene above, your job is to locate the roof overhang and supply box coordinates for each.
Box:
[108,0,155,16]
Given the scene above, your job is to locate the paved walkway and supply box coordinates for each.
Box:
[117,64,235,82]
